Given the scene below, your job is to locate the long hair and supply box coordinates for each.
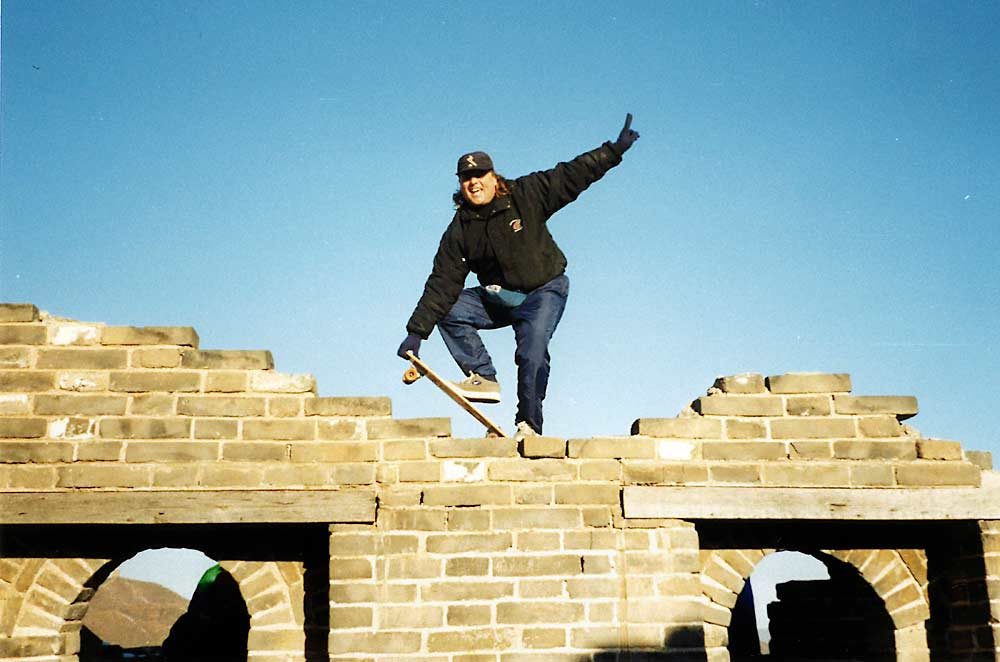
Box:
[453,173,511,208]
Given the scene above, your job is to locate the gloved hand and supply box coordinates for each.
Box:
[614,113,640,153]
[397,332,422,360]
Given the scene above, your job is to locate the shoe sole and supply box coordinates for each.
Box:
[455,389,501,404]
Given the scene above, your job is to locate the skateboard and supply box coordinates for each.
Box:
[402,351,507,438]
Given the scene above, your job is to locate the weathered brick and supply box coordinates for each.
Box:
[177,396,265,417]
[446,556,490,577]
[380,605,443,628]
[101,326,199,346]
[695,394,783,417]
[0,418,47,438]
[492,508,581,530]
[515,485,554,505]
[5,465,58,488]
[221,442,287,461]
[448,604,492,626]
[0,304,39,322]
[916,439,963,460]
[316,419,362,440]
[33,394,128,416]
[427,628,515,653]
[498,601,583,624]
[631,418,723,438]
[328,632,421,655]
[57,464,152,488]
[834,395,918,419]
[785,395,832,416]
[832,440,916,460]
[132,348,183,368]
[0,394,30,414]
[626,597,703,623]
[204,371,249,392]
[328,463,376,485]
[895,462,981,487]
[702,441,787,461]
[57,371,109,391]
[857,415,904,437]
[708,463,761,484]
[109,371,201,393]
[788,440,833,459]
[76,441,123,461]
[288,441,375,462]
[555,484,619,504]
[579,459,622,480]
[761,463,851,487]
[37,349,127,369]
[493,555,582,577]
[770,417,856,439]
[49,323,103,346]
[568,437,657,459]
[384,508,448,531]
[194,419,239,439]
[0,441,73,462]
[431,438,518,458]
[712,373,766,394]
[488,458,575,481]
[520,436,566,458]
[0,347,32,368]
[305,396,391,417]
[447,509,491,531]
[244,419,315,441]
[623,461,708,484]
[422,485,511,506]
[181,350,273,369]
[767,372,852,394]
[125,441,219,462]
[724,419,767,439]
[398,461,441,482]
[0,324,47,345]
[250,371,316,393]
[965,450,993,470]
[99,417,191,439]
[382,440,427,460]
[0,371,55,392]
[267,396,302,417]
[367,417,450,439]
[426,533,512,554]
[422,580,514,601]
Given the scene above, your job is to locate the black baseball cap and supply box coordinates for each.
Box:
[456,151,494,175]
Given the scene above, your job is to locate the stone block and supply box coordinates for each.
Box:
[109,371,201,393]
[57,371,110,391]
[638,419,727,442]
[328,631,421,655]
[380,605,443,628]
[99,417,191,439]
[0,324,47,345]
[33,395,128,416]
[102,326,199,346]
[858,415,904,437]
[77,441,123,461]
[367,417,450,439]
[0,418,47,438]
[834,395,918,419]
[131,348,184,368]
[194,419,239,439]
[244,419,315,441]
[250,371,316,393]
[204,371,249,392]
[49,323,102,346]
[770,417,856,439]
[0,394,30,414]
[515,484,553,504]
[724,419,767,439]
[555,484,619,504]
[316,419,361,440]
[426,533,512,554]
[57,464,152,488]
[497,601,583,624]
[421,484,511,506]
[712,373,766,394]
[568,437,657,458]
[448,604,492,626]
[37,349,127,369]
[0,370,55,391]
[177,395,266,417]
[382,440,427,460]
[328,463,375,485]
[492,508,581,530]
[832,440,917,460]
[5,465,59,488]
[447,509,491,530]
[431,438,518,457]
[427,628,515,653]
[289,441,376,462]
[181,349,274,369]
[785,395,832,416]
[0,347,32,368]
[129,393,176,415]
[788,440,834,459]
[579,459,623,480]
[493,554,582,577]
[0,304,39,322]
[488,458,575,481]
[965,450,993,470]
[766,372,852,393]
[702,441,787,461]
[328,606,373,628]
[221,442,287,461]
[761,463,851,487]
[267,397,301,417]
[446,557,489,577]
[398,461,441,482]
[0,441,73,462]
[421,580,514,601]
[916,439,963,460]
[895,462,981,487]
[708,463,761,484]
[125,441,219,462]
[520,436,566,458]
[305,396,391,416]
[524,627,567,648]
[384,508,448,531]
[694,394,784,417]
[623,461,708,485]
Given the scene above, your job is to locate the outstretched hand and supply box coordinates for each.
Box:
[397,332,421,360]
[614,113,640,153]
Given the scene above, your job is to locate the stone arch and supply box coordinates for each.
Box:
[3,555,303,661]
[700,547,931,661]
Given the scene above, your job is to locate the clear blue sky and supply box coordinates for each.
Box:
[3,1,998,453]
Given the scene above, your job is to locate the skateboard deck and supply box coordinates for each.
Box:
[402,351,507,438]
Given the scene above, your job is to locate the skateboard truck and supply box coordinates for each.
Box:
[402,351,507,438]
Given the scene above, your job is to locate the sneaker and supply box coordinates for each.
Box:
[452,372,500,403]
[513,420,538,442]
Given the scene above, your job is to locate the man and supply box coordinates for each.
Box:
[398,114,639,439]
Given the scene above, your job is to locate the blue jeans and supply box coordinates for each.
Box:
[438,274,569,434]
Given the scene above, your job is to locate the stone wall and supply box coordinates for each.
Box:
[1,303,997,661]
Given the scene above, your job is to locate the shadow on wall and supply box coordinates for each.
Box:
[591,626,708,661]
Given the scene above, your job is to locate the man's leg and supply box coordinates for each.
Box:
[438,287,511,379]
[511,275,570,434]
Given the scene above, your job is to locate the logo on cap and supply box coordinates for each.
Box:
[465,155,478,169]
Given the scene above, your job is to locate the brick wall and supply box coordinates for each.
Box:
[1,303,997,661]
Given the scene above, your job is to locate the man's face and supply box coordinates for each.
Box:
[459,170,498,206]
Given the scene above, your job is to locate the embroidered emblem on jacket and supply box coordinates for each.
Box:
[509,218,523,232]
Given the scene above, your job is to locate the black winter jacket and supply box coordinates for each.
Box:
[406,141,624,339]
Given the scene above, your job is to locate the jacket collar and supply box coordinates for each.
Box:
[459,195,512,222]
